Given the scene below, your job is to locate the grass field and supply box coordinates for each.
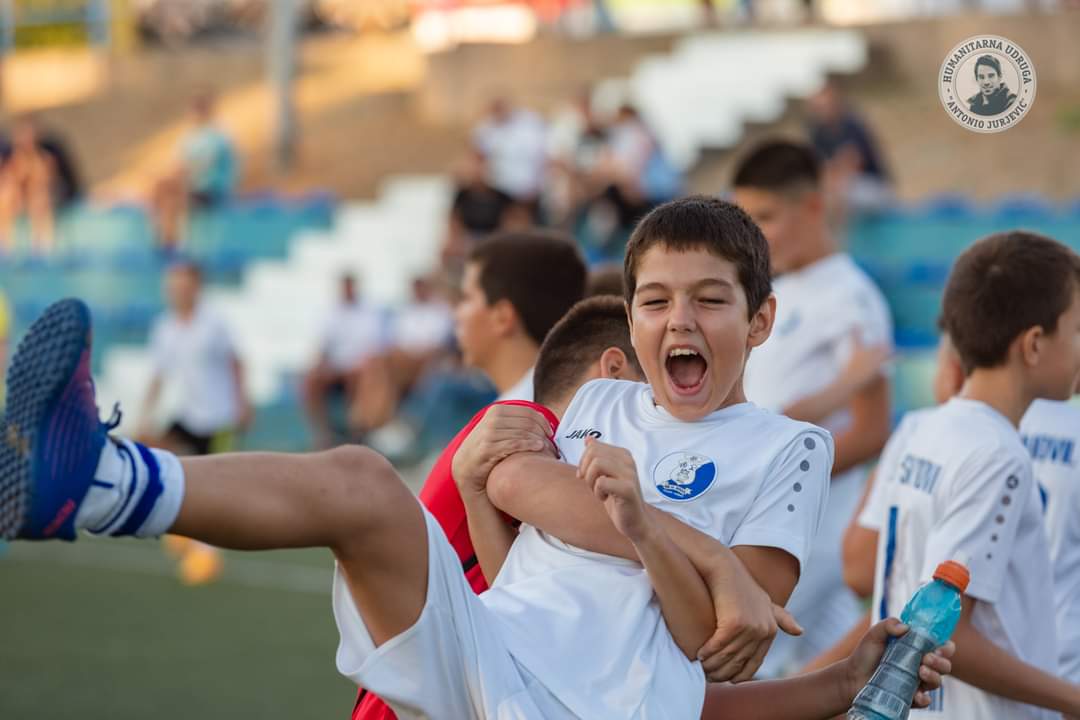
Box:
[1,537,357,719]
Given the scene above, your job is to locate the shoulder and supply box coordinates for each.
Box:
[561,378,645,425]
[1023,399,1080,429]
[746,409,834,465]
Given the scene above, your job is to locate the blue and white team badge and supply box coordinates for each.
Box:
[653,452,717,502]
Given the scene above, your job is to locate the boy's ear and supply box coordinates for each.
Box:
[1018,324,1045,368]
[598,347,636,381]
[490,298,520,338]
[747,294,776,349]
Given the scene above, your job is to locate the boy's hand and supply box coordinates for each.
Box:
[697,556,803,683]
[844,618,955,708]
[578,437,651,543]
[452,405,555,498]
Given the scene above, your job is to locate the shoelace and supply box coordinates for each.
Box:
[103,403,123,432]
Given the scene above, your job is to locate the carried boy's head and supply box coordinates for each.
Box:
[622,196,775,421]
[731,139,825,274]
[533,296,643,413]
[456,230,586,371]
[942,230,1080,400]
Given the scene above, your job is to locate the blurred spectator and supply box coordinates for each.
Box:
[576,104,681,260]
[138,260,252,454]
[471,97,548,212]
[349,274,455,433]
[302,273,388,449]
[0,116,61,254]
[585,262,624,297]
[444,149,516,266]
[805,81,892,216]
[151,92,238,250]
[545,89,610,228]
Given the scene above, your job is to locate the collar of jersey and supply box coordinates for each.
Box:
[637,386,757,426]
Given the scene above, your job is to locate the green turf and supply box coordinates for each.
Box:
[0,538,356,719]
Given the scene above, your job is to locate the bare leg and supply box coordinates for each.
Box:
[0,174,21,252]
[26,171,54,254]
[152,172,186,249]
[301,366,339,449]
[171,445,428,645]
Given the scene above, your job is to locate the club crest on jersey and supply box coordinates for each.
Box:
[653,452,717,502]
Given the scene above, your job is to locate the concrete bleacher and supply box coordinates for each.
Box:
[618,29,868,171]
[94,177,450,446]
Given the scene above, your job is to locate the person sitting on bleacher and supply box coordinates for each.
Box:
[348,274,455,436]
[0,116,58,255]
[150,92,238,251]
[302,273,390,449]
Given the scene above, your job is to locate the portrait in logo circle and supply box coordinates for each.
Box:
[653,452,717,502]
[938,35,1036,134]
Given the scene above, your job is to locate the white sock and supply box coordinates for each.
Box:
[74,438,186,538]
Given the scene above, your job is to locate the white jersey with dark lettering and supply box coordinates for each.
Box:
[862,398,1058,720]
[1020,399,1080,683]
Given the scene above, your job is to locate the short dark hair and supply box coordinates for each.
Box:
[623,195,772,319]
[974,55,1002,78]
[942,231,1080,374]
[732,139,821,195]
[533,295,641,406]
[468,229,587,346]
[167,257,203,281]
[586,263,624,298]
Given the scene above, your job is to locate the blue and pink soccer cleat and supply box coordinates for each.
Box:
[0,299,110,541]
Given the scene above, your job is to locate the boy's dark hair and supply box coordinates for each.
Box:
[468,230,587,346]
[731,139,821,195]
[974,54,1002,78]
[942,231,1080,375]
[534,295,641,407]
[623,195,772,319]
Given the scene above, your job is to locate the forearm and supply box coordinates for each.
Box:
[783,380,855,425]
[461,490,516,585]
[832,425,885,476]
[701,661,853,720]
[488,454,637,559]
[951,618,1080,714]
[632,523,714,659]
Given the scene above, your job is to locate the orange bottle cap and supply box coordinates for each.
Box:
[933,561,970,592]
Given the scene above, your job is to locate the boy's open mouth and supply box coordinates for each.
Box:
[665,347,708,395]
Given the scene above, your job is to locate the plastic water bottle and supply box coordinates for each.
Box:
[848,560,970,720]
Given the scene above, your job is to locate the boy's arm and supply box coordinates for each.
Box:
[783,339,891,425]
[450,403,558,584]
[830,376,891,476]
[700,619,954,720]
[841,466,880,598]
[950,597,1080,715]
[578,437,714,659]
[488,452,805,681]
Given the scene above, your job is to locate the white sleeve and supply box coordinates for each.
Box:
[730,429,833,574]
[831,285,895,368]
[921,449,1032,604]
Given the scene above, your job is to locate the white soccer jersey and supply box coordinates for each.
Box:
[865,398,1059,720]
[744,252,893,671]
[480,379,833,719]
[1021,399,1080,683]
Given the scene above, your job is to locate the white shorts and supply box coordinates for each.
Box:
[332,504,576,720]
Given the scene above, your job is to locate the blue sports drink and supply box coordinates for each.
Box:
[848,561,970,720]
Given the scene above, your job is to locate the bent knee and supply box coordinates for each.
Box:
[320,445,412,517]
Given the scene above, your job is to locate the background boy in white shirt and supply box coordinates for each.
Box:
[732,140,894,675]
[853,232,1080,718]
[3,198,950,720]
[1019,399,1080,685]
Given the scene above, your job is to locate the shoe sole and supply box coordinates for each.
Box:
[0,299,92,540]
